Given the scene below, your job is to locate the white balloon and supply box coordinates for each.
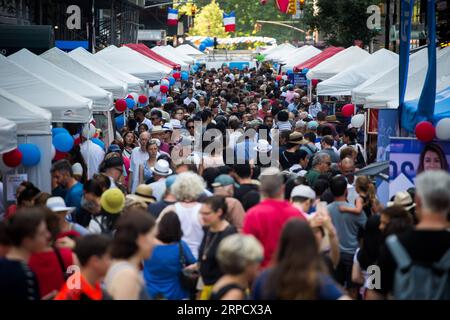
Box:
[82,123,96,139]
[128,92,139,102]
[51,145,56,159]
[351,114,365,128]
[282,75,288,81]
[160,79,170,87]
[436,118,450,140]
[152,85,160,93]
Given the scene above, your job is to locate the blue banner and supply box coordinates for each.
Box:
[399,0,415,113]
[288,72,308,87]
[416,0,437,120]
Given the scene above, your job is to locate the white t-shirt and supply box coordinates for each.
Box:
[129,147,149,193]
[174,202,204,260]
[80,140,105,179]
[183,97,199,108]
[149,178,166,202]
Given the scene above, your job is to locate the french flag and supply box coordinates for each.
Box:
[223,11,236,32]
[167,8,178,26]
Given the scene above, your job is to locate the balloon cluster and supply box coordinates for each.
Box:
[415,118,450,142]
[2,143,41,168]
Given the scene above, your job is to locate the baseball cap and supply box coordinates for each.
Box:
[307,121,319,130]
[108,144,121,154]
[104,156,124,169]
[72,163,83,177]
[291,185,316,200]
[212,174,238,188]
[46,197,75,214]
[100,188,125,214]
[165,175,177,190]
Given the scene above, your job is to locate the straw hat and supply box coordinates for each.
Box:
[387,191,416,211]
[133,184,157,203]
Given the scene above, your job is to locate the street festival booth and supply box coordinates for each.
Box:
[263,43,297,61]
[124,43,179,69]
[41,48,128,99]
[9,49,114,113]
[354,46,450,204]
[306,46,371,81]
[0,116,17,154]
[150,46,190,70]
[280,46,322,72]
[0,56,93,194]
[95,45,172,80]
[0,89,52,197]
[175,44,206,59]
[164,45,196,64]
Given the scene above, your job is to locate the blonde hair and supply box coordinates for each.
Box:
[355,176,376,207]
[216,234,264,275]
[171,172,206,202]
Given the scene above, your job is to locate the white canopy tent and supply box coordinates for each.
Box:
[0,117,17,154]
[317,48,398,96]
[9,49,114,112]
[150,46,189,70]
[363,47,450,108]
[280,46,322,72]
[41,48,128,99]
[306,46,371,80]
[0,89,52,193]
[0,55,93,123]
[263,43,296,60]
[165,45,195,64]
[95,45,172,80]
[175,44,205,58]
[68,48,134,96]
[265,44,298,62]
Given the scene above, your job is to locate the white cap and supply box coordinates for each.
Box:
[72,163,83,176]
[46,197,75,213]
[291,185,316,200]
[170,119,182,129]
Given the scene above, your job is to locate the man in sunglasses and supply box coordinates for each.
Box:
[150,109,163,127]
[305,153,332,187]
[183,89,199,109]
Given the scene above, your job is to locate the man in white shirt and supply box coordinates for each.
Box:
[309,95,322,118]
[134,108,153,133]
[128,131,150,193]
[183,89,199,108]
[149,159,173,202]
[80,137,105,179]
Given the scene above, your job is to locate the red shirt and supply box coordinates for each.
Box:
[29,247,73,298]
[54,274,103,300]
[243,199,305,267]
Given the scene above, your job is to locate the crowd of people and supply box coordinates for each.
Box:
[0,64,449,300]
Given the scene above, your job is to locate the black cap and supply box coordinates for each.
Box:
[104,156,124,169]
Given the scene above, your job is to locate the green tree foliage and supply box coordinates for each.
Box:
[303,0,380,47]
[190,0,228,38]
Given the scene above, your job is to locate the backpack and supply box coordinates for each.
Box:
[355,144,366,168]
[386,234,450,300]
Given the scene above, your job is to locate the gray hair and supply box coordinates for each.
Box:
[259,167,283,198]
[171,172,206,202]
[216,234,264,275]
[416,170,450,215]
[312,153,331,168]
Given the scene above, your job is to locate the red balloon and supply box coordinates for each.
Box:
[415,121,436,142]
[127,94,133,100]
[73,136,81,146]
[2,148,22,167]
[160,85,169,94]
[173,72,181,80]
[138,95,148,104]
[341,104,355,117]
[54,150,68,161]
[276,75,282,81]
[312,79,319,87]
[115,99,127,112]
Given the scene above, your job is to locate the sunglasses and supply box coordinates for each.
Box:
[187,126,194,129]
[188,92,193,94]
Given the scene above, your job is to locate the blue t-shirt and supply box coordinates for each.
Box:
[143,241,196,300]
[65,182,83,211]
[252,269,344,300]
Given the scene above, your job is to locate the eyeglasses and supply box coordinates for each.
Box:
[187,126,195,129]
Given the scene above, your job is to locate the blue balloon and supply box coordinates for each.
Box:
[125,98,135,109]
[115,115,125,130]
[18,143,41,167]
[286,69,293,75]
[168,76,176,86]
[205,38,214,47]
[53,133,74,152]
[52,127,69,136]
[91,138,105,150]
[181,71,189,81]
[199,44,206,52]
[302,68,309,74]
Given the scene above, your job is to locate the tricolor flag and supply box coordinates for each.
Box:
[167,8,178,26]
[223,11,236,32]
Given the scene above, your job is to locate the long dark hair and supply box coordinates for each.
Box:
[265,219,323,299]
[417,143,449,174]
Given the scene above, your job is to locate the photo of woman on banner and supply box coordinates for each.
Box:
[417,143,449,174]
